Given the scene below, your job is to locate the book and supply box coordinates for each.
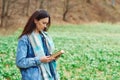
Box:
[50,50,64,58]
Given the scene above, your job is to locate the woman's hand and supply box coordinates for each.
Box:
[40,56,55,63]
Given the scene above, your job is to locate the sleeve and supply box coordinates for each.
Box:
[16,36,41,68]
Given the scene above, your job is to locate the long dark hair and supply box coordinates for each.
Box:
[19,9,51,38]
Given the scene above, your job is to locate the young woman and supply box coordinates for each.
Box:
[16,9,59,80]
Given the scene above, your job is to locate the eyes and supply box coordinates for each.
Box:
[42,22,48,25]
[37,17,49,26]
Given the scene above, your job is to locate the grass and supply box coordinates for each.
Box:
[0,23,120,80]
[50,23,120,80]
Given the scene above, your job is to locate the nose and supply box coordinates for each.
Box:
[44,24,47,28]
[44,26,46,29]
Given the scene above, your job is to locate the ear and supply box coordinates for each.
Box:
[34,19,38,24]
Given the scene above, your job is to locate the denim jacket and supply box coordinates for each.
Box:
[16,35,56,80]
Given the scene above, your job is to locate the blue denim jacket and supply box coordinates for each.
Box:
[16,35,55,80]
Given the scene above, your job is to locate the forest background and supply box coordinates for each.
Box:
[0,0,120,34]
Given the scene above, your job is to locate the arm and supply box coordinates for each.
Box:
[16,36,41,68]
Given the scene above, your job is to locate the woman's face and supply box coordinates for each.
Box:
[34,17,49,33]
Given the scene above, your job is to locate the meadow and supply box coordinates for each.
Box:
[0,23,120,80]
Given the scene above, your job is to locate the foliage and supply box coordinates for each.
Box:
[0,23,120,80]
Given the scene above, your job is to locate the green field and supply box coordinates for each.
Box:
[0,23,120,80]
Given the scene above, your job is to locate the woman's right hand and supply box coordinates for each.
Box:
[40,56,55,63]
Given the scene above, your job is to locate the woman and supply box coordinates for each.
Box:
[16,9,59,80]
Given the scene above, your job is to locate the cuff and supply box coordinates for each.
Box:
[34,56,41,65]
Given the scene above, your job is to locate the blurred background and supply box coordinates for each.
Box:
[0,0,120,30]
[1,0,120,80]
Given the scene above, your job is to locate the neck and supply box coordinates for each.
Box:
[34,28,39,33]
[34,28,43,34]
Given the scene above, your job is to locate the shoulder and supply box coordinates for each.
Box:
[19,35,28,40]
[18,35,29,43]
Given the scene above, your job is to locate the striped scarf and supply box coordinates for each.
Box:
[28,31,59,80]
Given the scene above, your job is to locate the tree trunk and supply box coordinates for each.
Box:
[1,0,11,27]
[1,0,6,27]
[39,0,44,9]
[63,0,69,21]
[26,0,30,16]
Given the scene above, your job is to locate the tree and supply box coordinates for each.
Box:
[26,0,30,16]
[62,0,70,21]
[1,0,9,27]
[62,0,79,21]
[39,0,44,9]
[21,0,30,16]
[1,0,17,27]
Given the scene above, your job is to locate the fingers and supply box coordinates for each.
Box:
[40,56,55,63]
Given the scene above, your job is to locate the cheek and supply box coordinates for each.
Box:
[38,22,43,26]
[37,23,44,29]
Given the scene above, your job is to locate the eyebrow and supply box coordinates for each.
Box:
[43,21,48,24]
